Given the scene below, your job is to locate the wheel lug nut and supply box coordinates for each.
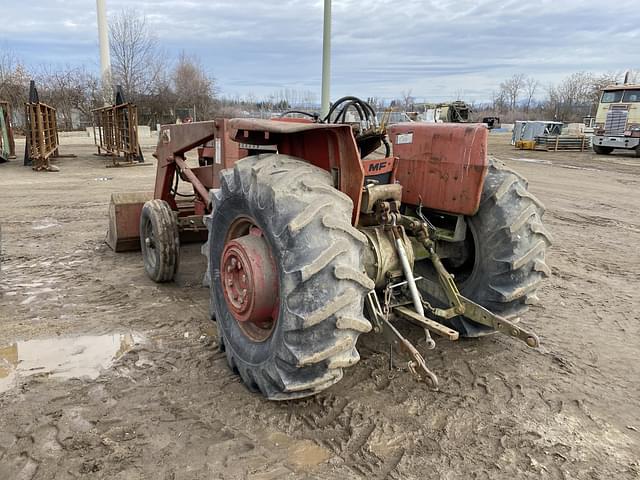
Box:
[241,274,246,283]
[230,258,237,268]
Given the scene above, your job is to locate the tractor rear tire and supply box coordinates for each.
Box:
[593,145,613,155]
[437,158,552,336]
[206,154,373,400]
[140,199,180,282]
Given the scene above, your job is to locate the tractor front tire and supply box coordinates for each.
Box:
[140,199,180,282]
[206,154,373,400]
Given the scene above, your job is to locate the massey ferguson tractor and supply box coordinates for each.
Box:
[107,97,551,400]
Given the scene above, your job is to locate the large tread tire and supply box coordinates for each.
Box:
[140,199,180,282]
[205,154,373,400]
[444,157,552,336]
[592,144,613,155]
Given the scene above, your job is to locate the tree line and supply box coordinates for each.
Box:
[0,8,219,130]
[1,7,637,129]
[391,71,637,124]
[480,71,638,123]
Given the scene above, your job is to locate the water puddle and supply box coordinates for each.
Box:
[32,218,61,230]
[0,333,143,394]
[509,157,553,165]
[266,432,332,470]
[509,157,603,173]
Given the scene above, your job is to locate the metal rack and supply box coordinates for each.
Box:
[92,102,143,166]
[25,101,60,170]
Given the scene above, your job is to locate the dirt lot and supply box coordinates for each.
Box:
[1,133,639,479]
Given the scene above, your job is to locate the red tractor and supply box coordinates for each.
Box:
[107,97,551,400]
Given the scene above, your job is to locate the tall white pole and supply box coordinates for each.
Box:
[96,0,112,103]
[320,0,332,119]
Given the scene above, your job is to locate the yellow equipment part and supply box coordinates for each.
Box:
[515,140,536,150]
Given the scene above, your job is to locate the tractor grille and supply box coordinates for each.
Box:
[605,108,628,135]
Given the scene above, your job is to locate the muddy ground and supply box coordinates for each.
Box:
[0,133,638,479]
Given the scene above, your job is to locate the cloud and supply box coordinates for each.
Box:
[1,0,638,102]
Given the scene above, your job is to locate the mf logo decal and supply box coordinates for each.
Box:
[367,161,387,172]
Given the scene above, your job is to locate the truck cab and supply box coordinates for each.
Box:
[592,84,640,155]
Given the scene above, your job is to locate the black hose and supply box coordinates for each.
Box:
[272,96,378,127]
[382,136,391,157]
[279,110,319,121]
[171,164,196,198]
[338,98,377,126]
[362,101,377,122]
[324,96,371,123]
[337,100,365,123]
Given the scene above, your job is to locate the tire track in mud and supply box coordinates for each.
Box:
[1,237,210,341]
[1,246,141,339]
[547,210,640,234]
[274,393,406,479]
[133,334,413,479]
[3,246,638,480]
[2,267,639,480]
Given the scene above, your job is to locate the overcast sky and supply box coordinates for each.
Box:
[1,0,638,102]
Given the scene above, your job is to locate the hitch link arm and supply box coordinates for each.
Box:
[423,236,539,349]
[392,226,436,349]
[427,244,464,319]
[459,298,540,348]
[365,291,439,388]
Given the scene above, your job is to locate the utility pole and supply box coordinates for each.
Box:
[96,0,112,104]
[320,0,332,119]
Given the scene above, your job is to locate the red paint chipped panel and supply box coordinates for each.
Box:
[390,123,488,215]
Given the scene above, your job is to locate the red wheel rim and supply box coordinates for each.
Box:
[221,218,279,342]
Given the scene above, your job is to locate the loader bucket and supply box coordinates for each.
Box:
[106,192,153,252]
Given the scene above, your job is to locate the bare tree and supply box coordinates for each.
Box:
[490,89,508,114]
[173,52,215,120]
[109,8,164,100]
[0,50,30,116]
[37,66,101,129]
[589,72,620,109]
[544,72,595,121]
[143,67,176,126]
[401,89,415,111]
[524,77,539,114]
[500,74,525,111]
[299,90,317,110]
[267,88,317,110]
[366,97,384,110]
